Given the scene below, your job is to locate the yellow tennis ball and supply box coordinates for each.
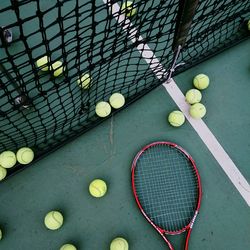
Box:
[77,73,91,89]
[36,56,49,71]
[189,103,206,118]
[0,228,2,240]
[44,211,64,230]
[95,101,111,117]
[168,110,185,127]
[109,93,125,109]
[248,20,250,31]
[60,244,77,250]
[89,179,107,198]
[193,74,209,90]
[0,151,16,168]
[16,147,34,165]
[50,61,64,77]
[185,89,202,104]
[0,166,7,181]
[121,1,137,17]
[110,237,129,250]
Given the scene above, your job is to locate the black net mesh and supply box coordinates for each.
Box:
[0,0,249,177]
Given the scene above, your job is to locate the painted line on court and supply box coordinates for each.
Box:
[104,0,250,206]
[163,80,250,207]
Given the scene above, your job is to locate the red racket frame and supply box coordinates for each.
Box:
[131,141,202,250]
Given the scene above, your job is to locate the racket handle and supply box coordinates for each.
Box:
[160,233,174,250]
[172,0,199,51]
[164,0,199,83]
[184,229,192,250]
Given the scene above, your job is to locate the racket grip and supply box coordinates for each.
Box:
[173,0,199,51]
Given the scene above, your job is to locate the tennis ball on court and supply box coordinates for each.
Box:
[50,61,64,77]
[89,179,107,198]
[16,147,34,164]
[36,56,49,71]
[60,244,77,250]
[0,166,7,181]
[44,211,63,230]
[109,93,125,109]
[121,1,137,17]
[77,73,91,89]
[185,89,202,104]
[0,151,16,168]
[193,74,209,90]
[95,101,111,117]
[0,228,2,240]
[189,103,206,119]
[110,237,129,250]
[168,110,185,127]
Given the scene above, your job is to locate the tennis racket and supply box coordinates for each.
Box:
[132,141,202,250]
[166,0,199,82]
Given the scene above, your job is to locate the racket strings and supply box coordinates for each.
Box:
[134,144,199,232]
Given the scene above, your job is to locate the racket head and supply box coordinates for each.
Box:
[132,141,201,235]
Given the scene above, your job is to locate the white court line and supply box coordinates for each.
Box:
[104,0,250,206]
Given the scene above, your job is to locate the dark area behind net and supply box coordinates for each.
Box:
[0,0,249,177]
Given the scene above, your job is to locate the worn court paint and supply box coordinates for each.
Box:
[105,0,250,206]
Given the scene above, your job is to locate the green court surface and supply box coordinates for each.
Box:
[0,39,250,249]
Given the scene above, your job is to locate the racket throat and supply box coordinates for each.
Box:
[158,231,175,250]
[190,210,198,228]
[165,45,185,83]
